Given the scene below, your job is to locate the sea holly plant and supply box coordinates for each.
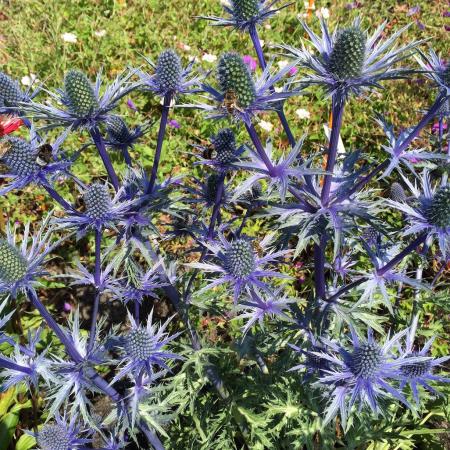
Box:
[0,6,449,450]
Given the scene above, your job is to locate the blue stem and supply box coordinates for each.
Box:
[88,229,102,353]
[248,25,296,148]
[377,234,426,276]
[121,144,133,167]
[207,172,226,239]
[146,93,172,195]
[321,93,345,206]
[43,185,74,212]
[90,127,120,192]
[0,356,33,375]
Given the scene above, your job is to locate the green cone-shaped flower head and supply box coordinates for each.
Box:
[225,238,256,278]
[349,342,383,378]
[155,50,182,93]
[212,128,237,164]
[328,27,366,80]
[0,239,28,284]
[217,53,256,109]
[0,73,23,108]
[64,69,99,117]
[83,184,112,220]
[232,0,259,22]
[1,137,38,176]
[426,185,450,228]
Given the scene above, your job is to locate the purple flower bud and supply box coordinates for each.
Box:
[168,119,180,129]
[127,98,138,111]
[407,6,420,16]
[243,55,257,72]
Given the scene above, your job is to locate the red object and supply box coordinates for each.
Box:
[0,115,23,136]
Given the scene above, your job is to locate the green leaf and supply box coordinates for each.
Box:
[15,434,36,450]
[0,413,19,450]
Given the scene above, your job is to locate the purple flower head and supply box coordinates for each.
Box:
[112,310,182,382]
[398,316,450,404]
[280,17,420,98]
[136,49,203,99]
[195,52,298,124]
[198,0,292,32]
[0,126,74,195]
[168,119,180,129]
[21,69,139,131]
[188,229,291,303]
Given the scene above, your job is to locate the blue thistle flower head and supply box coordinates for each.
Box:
[0,127,73,195]
[64,70,99,117]
[136,49,204,98]
[311,326,433,428]
[111,310,182,382]
[21,69,138,131]
[0,217,59,298]
[33,412,92,450]
[327,26,366,80]
[212,128,238,165]
[387,171,450,259]
[54,183,135,238]
[155,50,183,93]
[416,49,450,94]
[105,115,148,149]
[197,53,297,124]
[281,17,420,98]
[217,52,257,109]
[0,72,24,110]
[398,316,450,404]
[188,230,290,303]
[199,0,292,31]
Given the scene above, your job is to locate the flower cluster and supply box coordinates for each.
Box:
[0,6,449,449]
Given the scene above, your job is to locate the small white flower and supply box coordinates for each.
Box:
[277,60,289,70]
[259,39,265,48]
[159,97,176,107]
[94,29,107,38]
[258,120,273,132]
[180,43,191,51]
[220,0,232,6]
[316,7,330,19]
[21,73,39,87]
[274,86,283,93]
[295,108,311,120]
[61,32,78,43]
[265,24,272,30]
[202,53,217,63]
[303,1,315,10]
